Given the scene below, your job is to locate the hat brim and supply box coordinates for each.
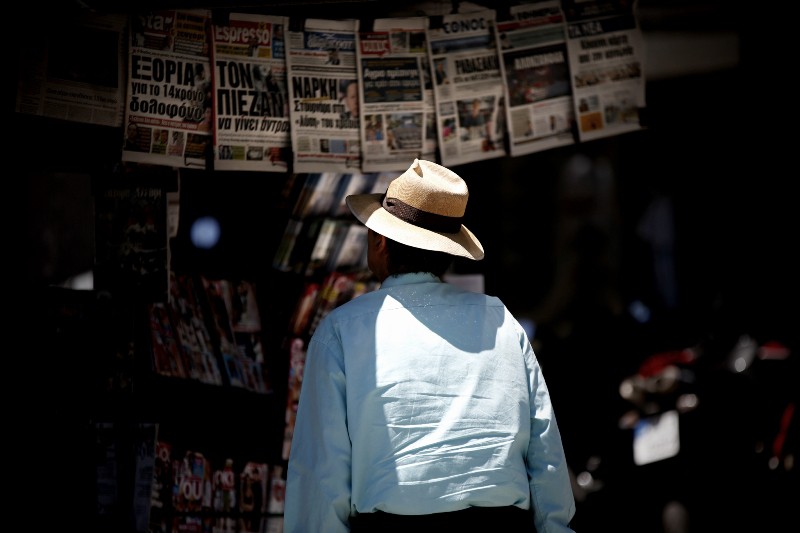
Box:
[346,193,484,261]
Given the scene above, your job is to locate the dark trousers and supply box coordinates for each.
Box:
[350,505,533,532]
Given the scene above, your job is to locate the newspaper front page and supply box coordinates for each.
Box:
[121,9,213,169]
[563,0,646,142]
[15,12,127,127]
[211,13,291,172]
[497,1,576,157]
[356,17,436,172]
[427,9,507,168]
[285,18,361,174]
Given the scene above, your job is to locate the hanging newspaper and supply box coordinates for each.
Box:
[285,18,361,173]
[355,17,436,172]
[122,9,213,169]
[427,9,507,167]
[563,0,646,142]
[15,12,127,127]
[497,1,576,156]
[211,13,291,172]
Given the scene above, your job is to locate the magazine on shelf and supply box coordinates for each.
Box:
[267,464,286,514]
[211,457,237,533]
[170,273,224,385]
[149,302,189,379]
[133,423,159,533]
[298,172,348,218]
[264,516,284,533]
[289,173,321,218]
[307,271,357,336]
[288,281,321,337]
[222,352,246,388]
[149,439,173,533]
[273,218,305,272]
[171,514,212,532]
[173,450,213,513]
[201,277,240,355]
[222,279,271,392]
[238,461,269,533]
[305,218,346,276]
[326,222,369,273]
[202,277,249,388]
[93,175,170,303]
[224,280,262,334]
[282,337,307,460]
[329,172,376,217]
[287,217,327,275]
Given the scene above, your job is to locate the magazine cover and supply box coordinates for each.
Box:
[266,464,286,515]
[288,281,320,337]
[239,461,269,533]
[222,279,269,393]
[149,439,173,533]
[201,276,245,386]
[149,302,188,378]
[201,277,269,392]
[169,273,224,385]
[173,449,213,513]
[212,457,237,533]
[93,174,170,303]
[282,337,307,460]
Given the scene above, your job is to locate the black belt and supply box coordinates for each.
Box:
[350,505,532,532]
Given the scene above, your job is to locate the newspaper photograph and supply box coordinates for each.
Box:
[426,9,507,168]
[564,0,646,142]
[15,12,127,127]
[497,1,575,157]
[285,18,361,173]
[211,13,291,172]
[122,9,213,169]
[356,17,436,172]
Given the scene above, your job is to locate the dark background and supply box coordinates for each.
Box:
[15,1,797,532]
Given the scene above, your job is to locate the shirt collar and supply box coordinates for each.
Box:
[380,272,441,289]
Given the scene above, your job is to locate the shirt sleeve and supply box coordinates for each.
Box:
[285,325,352,533]
[523,336,577,533]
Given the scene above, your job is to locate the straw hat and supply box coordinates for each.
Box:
[346,159,484,260]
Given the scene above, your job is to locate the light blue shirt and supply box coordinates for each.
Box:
[285,272,575,532]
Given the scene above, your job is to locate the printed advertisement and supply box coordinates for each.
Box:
[122,9,213,169]
[211,13,291,172]
[356,17,436,172]
[285,18,360,173]
[15,13,127,127]
[497,1,576,156]
[563,0,646,142]
[426,9,507,167]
